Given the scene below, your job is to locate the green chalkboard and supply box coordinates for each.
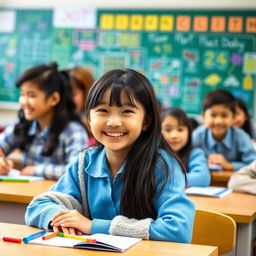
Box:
[0,8,255,116]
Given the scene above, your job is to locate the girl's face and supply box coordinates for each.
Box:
[72,84,85,113]
[161,115,189,152]
[19,81,60,130]
[88,88,149,159]
[233,106,248,128]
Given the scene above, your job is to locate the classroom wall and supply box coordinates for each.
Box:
[0,0,255,126]
[1,0,256,9]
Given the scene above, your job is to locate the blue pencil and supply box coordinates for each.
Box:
[23,230,46,243]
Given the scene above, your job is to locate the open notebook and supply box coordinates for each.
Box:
[0,169,44,182]
[185,186,232,198]
[29,233,141,252]
[208,164,223,171]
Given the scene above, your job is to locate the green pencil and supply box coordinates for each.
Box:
[0,177,29,182]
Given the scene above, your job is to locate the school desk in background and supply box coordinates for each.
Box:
[0,169,44,182]
[0,178,56,224]
[210,170,233,187]
[189,192,256,256]
[208,164,233,187]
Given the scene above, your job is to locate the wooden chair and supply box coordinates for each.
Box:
[192,209,236,254]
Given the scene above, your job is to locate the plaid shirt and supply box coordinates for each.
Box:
[0,121,88,180]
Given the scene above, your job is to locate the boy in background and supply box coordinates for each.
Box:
[192,89,256,171]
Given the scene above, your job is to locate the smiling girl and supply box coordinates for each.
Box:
[0,62,88,179]
[25,68,195,243]
[161,107,210,187]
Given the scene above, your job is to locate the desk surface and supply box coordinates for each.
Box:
[0,180,56,204]
[189,192,256,224]
[210,170,233,187]
[0,223,217,256]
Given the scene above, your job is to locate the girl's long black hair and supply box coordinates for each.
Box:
[234,98,253,138]
[85,68,186,220]
[161,107,194,170]
[14,62,84,156]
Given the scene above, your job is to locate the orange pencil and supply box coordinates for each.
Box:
[42,231,59,240]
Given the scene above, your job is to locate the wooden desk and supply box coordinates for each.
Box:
[210,170,233,187]
[189,192,256,256]
[0,180,56,224]
[0,223,217,256]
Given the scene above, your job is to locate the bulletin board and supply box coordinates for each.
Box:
[0,8,255,116]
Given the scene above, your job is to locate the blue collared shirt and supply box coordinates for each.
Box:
[187,148,211,187]
[192,125,256,170]
[25,147,195,243]
[0,120,88,179]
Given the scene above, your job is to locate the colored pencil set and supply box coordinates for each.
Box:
[2,230,46,244]
[2,230,97,244]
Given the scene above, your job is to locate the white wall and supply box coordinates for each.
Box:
[0,0,256,9]
[0,0,255,126]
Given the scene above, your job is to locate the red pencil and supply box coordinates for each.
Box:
[3,236,22,243]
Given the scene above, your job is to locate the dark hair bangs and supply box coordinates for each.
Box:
[202,89,236,113]
[109,82,137,108]
[86,74,138,113]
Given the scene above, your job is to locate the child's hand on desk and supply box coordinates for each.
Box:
[51,223,81,236]
[50,209,92,235]
[20,165,35,176]
[208,154,233,170]
[0,158,13,175]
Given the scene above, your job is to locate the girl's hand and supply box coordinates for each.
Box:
[50,210,92,235]
[0,159,13,175]
[20,166,35,176]
[208,154,233,170]
[52,225,82,235]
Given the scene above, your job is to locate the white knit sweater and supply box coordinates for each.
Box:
[228,160,256,194]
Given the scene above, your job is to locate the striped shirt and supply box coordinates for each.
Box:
[0,121,88,180]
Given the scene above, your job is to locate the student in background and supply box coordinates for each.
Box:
[233,97,256,147]
[65,66,95,146]
[161,107,210,187]
[25,68,195,243]
[66,66,95,121]
[228,160,256,194]
[0,62,88,180]
[192,89,256,171]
